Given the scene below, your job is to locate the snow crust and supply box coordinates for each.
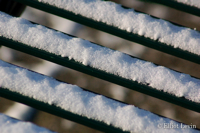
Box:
[0,12,200,103]
[0,113,54,133]
[0,60,198,133]
[175,0,200,8]
[35,0,200,55]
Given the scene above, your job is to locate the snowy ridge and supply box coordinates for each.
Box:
[0,60,198,133]
[0,12,200,103]
[0,113,54,133]
[34,0,200,55]
[175,0,200,8]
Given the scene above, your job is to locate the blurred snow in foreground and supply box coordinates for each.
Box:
[0,113,54,133]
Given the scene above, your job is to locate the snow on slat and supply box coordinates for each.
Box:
[0,60,198,133]
[0,113,54,133]
[0,12,200,104]
[17,0,200,57]
[175,0,200,8]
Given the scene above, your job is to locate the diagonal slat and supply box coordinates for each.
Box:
[0,12,200,113]
[12,0,200,65]
[0,59,199,133]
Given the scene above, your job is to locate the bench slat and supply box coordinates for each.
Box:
[0,89,126,133]
[0,59,198,133]
[0,0,199,132]
[13,0,200,64]
[1,12,200,113]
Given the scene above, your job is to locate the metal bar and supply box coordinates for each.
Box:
[1,35,200,113]
[1,61,199,132]
[0,88,128,133]
[12,0,200,65]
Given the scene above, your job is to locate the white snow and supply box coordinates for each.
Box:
[34,0,200,55]
[0,113,54,133]
[0,47,64,122]
[175,0,200,8]
[0,60,198,133]
[0,12,200,103]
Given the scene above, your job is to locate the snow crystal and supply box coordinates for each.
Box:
[0,113,54,133]
[34,0,200,55]
[175,0,200,8]
[0,60,198,133]
[0,12,200,103]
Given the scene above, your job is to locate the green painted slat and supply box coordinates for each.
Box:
[12,0,200,65]
[141,0,200,17]
[1,33,200,113]
[1,61,199,132]
[0,88,128,133]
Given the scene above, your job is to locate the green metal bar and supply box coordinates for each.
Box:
[1,61,199,132]
[0,88,128,133]
[141,0,200,17]
[1,35,200,113]
[12,0,200,65]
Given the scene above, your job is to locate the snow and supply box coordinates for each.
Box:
[34,0,200,55]
[1,53,65,121]
[0,12,200,103]
[0,60,198,133]
[175,0,200,8]
[0,113,54,133]
[3,62,65,120]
